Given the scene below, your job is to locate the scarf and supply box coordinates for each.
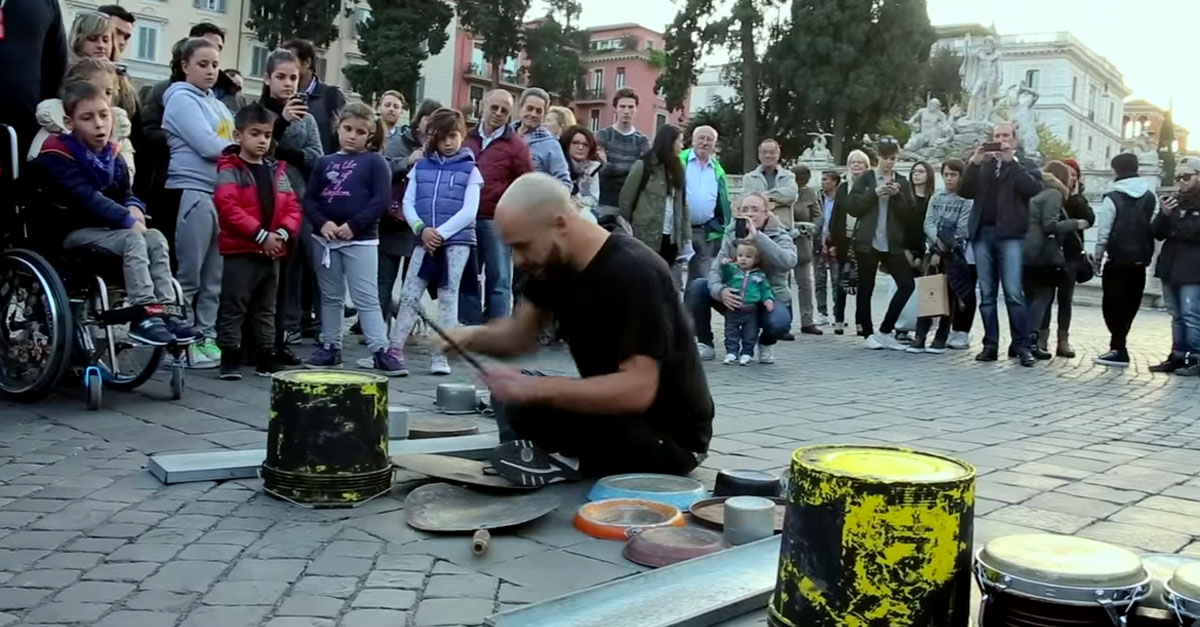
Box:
[61,134,118,190]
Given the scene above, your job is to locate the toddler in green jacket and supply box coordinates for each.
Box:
[720,240,776,365]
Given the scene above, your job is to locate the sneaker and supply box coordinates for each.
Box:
[162,315,199,342]
[738,354,753,366]
[723,353,738,365]
[273,346,302,367]
[758,345,775,364]
[374,347,408,377]
[129,317,174,346]
[814,313,828,326]
[1149,357,1182,373]
[906,337,926,353]
[947,331,970,350]
[864,333,884,350]
[282,329,303,346]
[697,342,716,361]
[1094,349,1130,367]
[429,354,451,376]
[926,338,948,354]
[219,350,242,380]
[255,354,281,378]
[304,344,343,368]
[490,440,582,487]
[895,331,913,344]
[185,342,217,369]
[1175,357,1200,377]
[199,340,222,363]
[800,325,824,335]
[875,332,906,351]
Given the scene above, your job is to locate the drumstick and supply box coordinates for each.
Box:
[414,308,486,374]
[472,528,490,555]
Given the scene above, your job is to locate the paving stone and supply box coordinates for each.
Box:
[414,597,494,626]
[375,553,435,572]
[975,482,1040,504]
[226,559,307,583]
[342,609,411,626]
[265,618,335,627]
[275,595,344,618]
[364,570,424,589]
[498,583,548,604]
[88,523,151,538]
[197,530,260,547]
[1022,492,1123,519]
[179,605,270,627]
[423,573,499,599]
[201,580,288,606]
[55,581,135,603]
[483,550,636,597]
[61,538,126,553]
[0,512,42,528]
[984,471,1068,491]
[3,499,71,513]
[1137,495,1200,518]
[0,612,14,626]
[1053,482,1147,505]
[35,552,103,570]
[7,569,81,589]
[178,544,243,562]
[134,528,204,545]
[214,518,274,532]
[0,531,78,550]
[1084,467,1190,493]
[350,588,417,610]
[22,601,109,623]
[320,540,381,558]
[305,556,372,577]
[93,610,180,627]
[157,515,220,531]
[1111,506,1200,536]
[1163,485,1200,503]
[984,506,1095,534]
[0,587,51,609]
[82,562,160,583]
[107,511,169,526]
[292,576,359,599]
[107,544,184,563]
[140,561,226,593]
[0,548,50,570]
[122,590,198,611]
[1077,521,1190,553]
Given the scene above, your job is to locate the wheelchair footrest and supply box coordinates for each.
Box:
[98,303,185,326]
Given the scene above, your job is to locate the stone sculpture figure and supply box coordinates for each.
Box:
[800,132,834,163]
[904,98,951,152]
[1009,86,1040,157]
[960,35,1002,122]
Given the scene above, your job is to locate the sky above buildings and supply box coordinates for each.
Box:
[544,0,1197,134]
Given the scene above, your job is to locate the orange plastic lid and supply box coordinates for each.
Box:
[574,498,685,541]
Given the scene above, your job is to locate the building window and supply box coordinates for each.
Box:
[1105,146,1112,161]
[1087,135,1093,151]
[589,38,621,52]
[471,44,485,74]
[656,113,667,130]
[353,6,372,38]
[193,0,227,12]
[416,77,425,102]
[469,86,484,120]
[591,69,603,90]
[1071,76,1078,102]
[502,56,519,82]
[646,40,655,50]
[1107,101,1115,125]
[589,109,600,132]
[132,24,161,62]
[615,67,626,89]
[1068,125,1074,141]
[249,44,270,76]
[1023,69,1040,90]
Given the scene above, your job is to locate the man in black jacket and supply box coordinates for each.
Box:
[0,0,66,159]
[284,39,346,155]
[960,121,1043,366]
[1152,157,1200,375]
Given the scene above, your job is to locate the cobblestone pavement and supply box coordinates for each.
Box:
[1,285,1198,627]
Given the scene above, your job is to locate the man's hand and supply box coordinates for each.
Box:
[720,288,743,310]
[127,207,146,224]
[745,217,759,238]
[436,326,480,355]
[262,233,284,257]
[1162,196,1178,216]
[482,367,543,405]
[970,145,988,165]
[319,221,340,239]
[597,147,607,163]
[335,223,354,240]
[421,228,444,251]
[130,221,148,235]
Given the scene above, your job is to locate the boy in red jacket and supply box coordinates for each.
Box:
[213,103,302,380]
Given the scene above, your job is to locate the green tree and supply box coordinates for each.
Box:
[344,0,453,104]
[455,0,531,89]
[522,2,588,102]
[1159,111,1177,186]
[658,0,780,172]
[1037,122,1076,162]
[760,0,935,162]
[922,47,965,108]
[689,97,746,174]
[246,0,345,49]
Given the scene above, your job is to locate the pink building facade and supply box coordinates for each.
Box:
[449,22,688,140]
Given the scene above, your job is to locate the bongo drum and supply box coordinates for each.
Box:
[975,534,1151,627]
[1165,562,1200,626]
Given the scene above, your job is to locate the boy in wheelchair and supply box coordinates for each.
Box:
[34,81,197,346]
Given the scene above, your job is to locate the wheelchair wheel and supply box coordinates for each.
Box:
[78,282,164,392]
[0,249,73,402]
[84,367,102,410]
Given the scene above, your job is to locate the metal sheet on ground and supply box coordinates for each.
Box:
[147,433,499,484]
[485,536,780,627]
[392,454,534,491]
[405,482,559,532]
[408,416,480,439]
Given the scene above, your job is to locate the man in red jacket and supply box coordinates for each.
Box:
[213,104,302,379]
[459,89,535,325]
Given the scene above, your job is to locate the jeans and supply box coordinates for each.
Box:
[62,227,174,306]
[1162,282,1200,359]
[973,227,1027,350]
[814,257,845,322]
[311,241,389,353]
[686,278,792,347]
[389,246,471,352]
[1101,263,1146,351]
[855,249,914,335]
[458,219,512,325]
[1040,265,1076,336]
[723,308,760,357]
[1023,269,1060,346]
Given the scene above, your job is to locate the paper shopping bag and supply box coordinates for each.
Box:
[916,273,950,318]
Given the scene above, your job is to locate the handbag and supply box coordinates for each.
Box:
[1070,231,1095,284]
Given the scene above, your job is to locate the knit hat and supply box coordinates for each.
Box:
[1178,157,1200,175]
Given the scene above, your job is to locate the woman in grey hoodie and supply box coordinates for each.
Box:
[163,37,235,368]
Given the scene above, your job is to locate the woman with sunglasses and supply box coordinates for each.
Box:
[1150,157,1200,375]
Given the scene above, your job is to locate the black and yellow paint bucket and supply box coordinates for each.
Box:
[262,370,392,507]
[769,445,976,627]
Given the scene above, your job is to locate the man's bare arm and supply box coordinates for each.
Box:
[455,301,546,357]
[535,355,659,414]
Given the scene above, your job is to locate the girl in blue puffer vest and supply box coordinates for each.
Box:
[385,108,483,376]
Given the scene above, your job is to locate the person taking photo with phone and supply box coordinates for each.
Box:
[960,121,1043,366]
[1150,157,1200,375]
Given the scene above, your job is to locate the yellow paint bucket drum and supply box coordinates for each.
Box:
[262,370,392,507]
[975,534,1150,626]
[768,445,976,627]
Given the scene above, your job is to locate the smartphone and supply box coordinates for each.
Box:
[734,218,749,239]
[294,92,310,105]
[981,142,1002,152]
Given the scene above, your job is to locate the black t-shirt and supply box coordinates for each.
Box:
[246,161,276,229]
[522,233,714,453]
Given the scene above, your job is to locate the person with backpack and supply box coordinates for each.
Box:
[617,124,688,269]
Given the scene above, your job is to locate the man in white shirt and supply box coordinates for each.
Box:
[682,126,723,283]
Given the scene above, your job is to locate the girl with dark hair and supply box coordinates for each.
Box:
[618,124,689,265]
[378,108,482,376]
[559,125,602,218]
[908,160,936,259]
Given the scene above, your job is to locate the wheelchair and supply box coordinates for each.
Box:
[0,124,190,409]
